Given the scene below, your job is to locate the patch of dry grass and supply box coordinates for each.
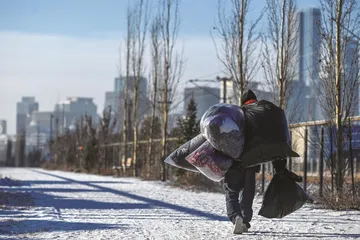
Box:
[318,183,360,210]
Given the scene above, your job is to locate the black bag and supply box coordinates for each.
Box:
[164,134,206,172]
[239,100,299,167]
[258,173,308,218]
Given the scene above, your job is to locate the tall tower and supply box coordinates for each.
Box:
[16,97,39,135]
[293,7,322,122]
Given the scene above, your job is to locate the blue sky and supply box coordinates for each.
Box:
[0,0,319,134]
[0,0,224,36]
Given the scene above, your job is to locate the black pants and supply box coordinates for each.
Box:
[224,163,258,224]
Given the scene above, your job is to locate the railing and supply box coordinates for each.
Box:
[285,117,360,196]
[96,118,360,194]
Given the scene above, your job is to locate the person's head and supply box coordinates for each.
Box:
[241,89,257,105]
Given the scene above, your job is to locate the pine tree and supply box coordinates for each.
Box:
[178,96,200,144]
[173,96,200,180]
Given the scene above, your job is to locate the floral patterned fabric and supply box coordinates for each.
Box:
[185,141,233,182]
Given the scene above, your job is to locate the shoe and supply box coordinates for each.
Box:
[233,216,248,234]
[244,222,251,229]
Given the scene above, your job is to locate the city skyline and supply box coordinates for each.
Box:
[0,0,334,134]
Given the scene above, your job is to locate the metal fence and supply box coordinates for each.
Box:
[102,137,179,179]
[285,118,360,195]
[98,118,360,195]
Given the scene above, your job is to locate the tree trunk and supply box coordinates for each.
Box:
[278,0,286,110]
[161,65,169,181]
[132,121,138,177]
[335,0,344,192]
[237,0,246,103]
[132,79,140,177]
[148,67,158,179]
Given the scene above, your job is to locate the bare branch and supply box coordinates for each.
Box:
[213,0,264,103]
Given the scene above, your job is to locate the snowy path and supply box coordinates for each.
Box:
[0,168,359,240]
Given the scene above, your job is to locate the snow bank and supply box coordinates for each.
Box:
[0,167,359,240]
[0,177,23,187]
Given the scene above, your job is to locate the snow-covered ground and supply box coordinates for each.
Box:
[0,168,359,240]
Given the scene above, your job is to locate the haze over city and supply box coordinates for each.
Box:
[1,0,319,134]
[0,1,360,238]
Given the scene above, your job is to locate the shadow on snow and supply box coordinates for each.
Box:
[0,219,127,235]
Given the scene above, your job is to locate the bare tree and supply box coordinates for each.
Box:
[262,0,299,113]
[98,106,117,173]
[318,0,360,192]
[122,5,135,176]
[213,0,263,103]
[128,0,150,177]
[159,0,184,181]
[83,116,98,172]
[146,15,162,179]
[74,117,87,170]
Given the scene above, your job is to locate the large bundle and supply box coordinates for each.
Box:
[164,134,206,172]
[239,100,299,167]
[258,173,309,218]
[185,141,233,182]
[200,103,245,159]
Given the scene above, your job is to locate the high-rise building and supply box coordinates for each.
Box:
[287,7,323,123]
[107,76,151,133]
[344,38,360,116]
[0,120,6,135]
[220,80,236,104]
[104,91,120,113]
[0,120,7,166]
[26,111,53,152]
[114,76,148,95]
[16,97,39,135]
[0,134,7,166]
[317,38,360,118]
[104,91,121,132]
[184,87,220,120]
[54,97,98,134]
[293,9,359,122]
[297,8,322,87]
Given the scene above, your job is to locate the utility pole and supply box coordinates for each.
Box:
[36,122,40,152]
[55,117,59,139]
[61,103,65,134]
[216,76,232,103]
[49,113,53,144]
[49,113,53,161]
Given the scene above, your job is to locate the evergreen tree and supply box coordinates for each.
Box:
[173,96,200,179]
[178,96,200,144]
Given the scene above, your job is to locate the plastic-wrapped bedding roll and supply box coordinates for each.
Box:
[164,134,206,172]
[200,104,245,159]
[185,141,233,182]
[239,100,300,168]
[200,103,245,126]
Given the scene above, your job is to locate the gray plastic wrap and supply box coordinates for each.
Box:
[164,134,206,172]
[185,141,233,182]
[200,103,245,158]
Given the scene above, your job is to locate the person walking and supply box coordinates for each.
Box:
[224,90,302,234]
